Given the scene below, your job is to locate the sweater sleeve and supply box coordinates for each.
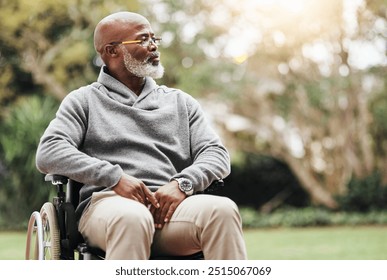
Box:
[171,95,231,192]
[35,88,122,188]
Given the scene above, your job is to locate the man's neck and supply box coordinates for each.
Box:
[127,76,146,96]
[107,67,146,96]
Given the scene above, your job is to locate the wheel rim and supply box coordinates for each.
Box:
[25,211,44,260]
[40,202,61,260]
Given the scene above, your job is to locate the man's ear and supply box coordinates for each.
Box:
[105,45,118,57]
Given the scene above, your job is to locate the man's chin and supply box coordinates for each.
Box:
[148,64,165,79]
[127,62,165,79]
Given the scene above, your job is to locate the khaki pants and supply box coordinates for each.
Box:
[78,191,247,260]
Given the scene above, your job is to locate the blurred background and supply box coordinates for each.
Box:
[0,0,386,258]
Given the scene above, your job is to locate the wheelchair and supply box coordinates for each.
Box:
[25,174,223,260]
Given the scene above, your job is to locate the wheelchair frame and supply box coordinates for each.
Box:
[25,174,223,260]
[26,175,84,260]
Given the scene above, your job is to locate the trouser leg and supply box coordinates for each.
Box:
[151,194,247,260]
[78,191,154,260]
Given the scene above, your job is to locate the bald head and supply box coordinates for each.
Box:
[94,12,151,54]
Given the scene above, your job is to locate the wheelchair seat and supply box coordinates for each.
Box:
[25,174,224,260]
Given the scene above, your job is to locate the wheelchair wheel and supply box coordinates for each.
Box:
[40,202,61,260]
[26,211,44,260]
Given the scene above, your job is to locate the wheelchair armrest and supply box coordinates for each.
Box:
[44,174,224,194]
[200,179,224,194]
[45,174,68,185]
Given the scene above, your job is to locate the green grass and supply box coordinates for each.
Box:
[244,226,387,260]
[0,231,26,260]
[1,226,387,260]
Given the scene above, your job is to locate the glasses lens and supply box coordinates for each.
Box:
[141,37,161,47]
[153,37,161,46]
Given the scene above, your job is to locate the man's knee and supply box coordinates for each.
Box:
[190,195,241,226]
[207,196,240,220]
[107,201,155,237]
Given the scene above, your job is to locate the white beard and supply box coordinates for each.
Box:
[122,47,164,79]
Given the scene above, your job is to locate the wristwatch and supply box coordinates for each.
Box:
[174,178,194,196]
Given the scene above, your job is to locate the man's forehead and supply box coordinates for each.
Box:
[131,25,154,36]
[103,21,153,41]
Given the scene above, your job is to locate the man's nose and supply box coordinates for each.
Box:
[148,40,158,51]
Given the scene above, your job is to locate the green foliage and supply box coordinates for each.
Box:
[240,207,387,228]
[0,0,141,105]
[0,95,59,228]
[337,171,387,212]
[144,0,245,99]
[222,154,308,209]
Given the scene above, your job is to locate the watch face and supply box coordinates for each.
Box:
[178,178,193,195]
[180,179,192,191]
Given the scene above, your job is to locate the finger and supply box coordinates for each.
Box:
[149,204,157,217]
[143,186,160,208]
[134,193,145,204]
[163,204,176,223]
[153,206,163,227]
[157,201,172,228]
[151,208,161,229]
[153,201,166,228]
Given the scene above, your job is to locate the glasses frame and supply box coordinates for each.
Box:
[110,37,162,48]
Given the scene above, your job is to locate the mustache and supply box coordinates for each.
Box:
[146,51,160,61]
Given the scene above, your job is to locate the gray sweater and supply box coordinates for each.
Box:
[36,67,230,217]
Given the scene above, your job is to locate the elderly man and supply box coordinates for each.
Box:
[36,11,247,260]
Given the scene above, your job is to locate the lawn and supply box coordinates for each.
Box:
[244,226,387,260]
[1,226,386,260]
[0,231,26,260]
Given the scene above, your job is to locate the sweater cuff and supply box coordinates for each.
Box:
[104,164,123,189]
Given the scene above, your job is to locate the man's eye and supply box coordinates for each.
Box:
[152,37,162,44]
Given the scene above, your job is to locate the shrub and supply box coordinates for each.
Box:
[240,207,387,228]
[221,154,309,210]
[0,95,59,229]
[337,171,387,212]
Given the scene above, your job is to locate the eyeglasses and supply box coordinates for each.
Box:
[110,37,162,48]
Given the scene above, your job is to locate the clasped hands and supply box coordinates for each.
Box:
[112,173,186,229]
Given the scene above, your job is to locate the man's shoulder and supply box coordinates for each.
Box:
[59,83,99,111]
[64,83,99,100]
[155,86,202,116]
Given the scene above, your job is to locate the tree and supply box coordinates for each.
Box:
[145,0,387,209]
[0,0,140,106]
